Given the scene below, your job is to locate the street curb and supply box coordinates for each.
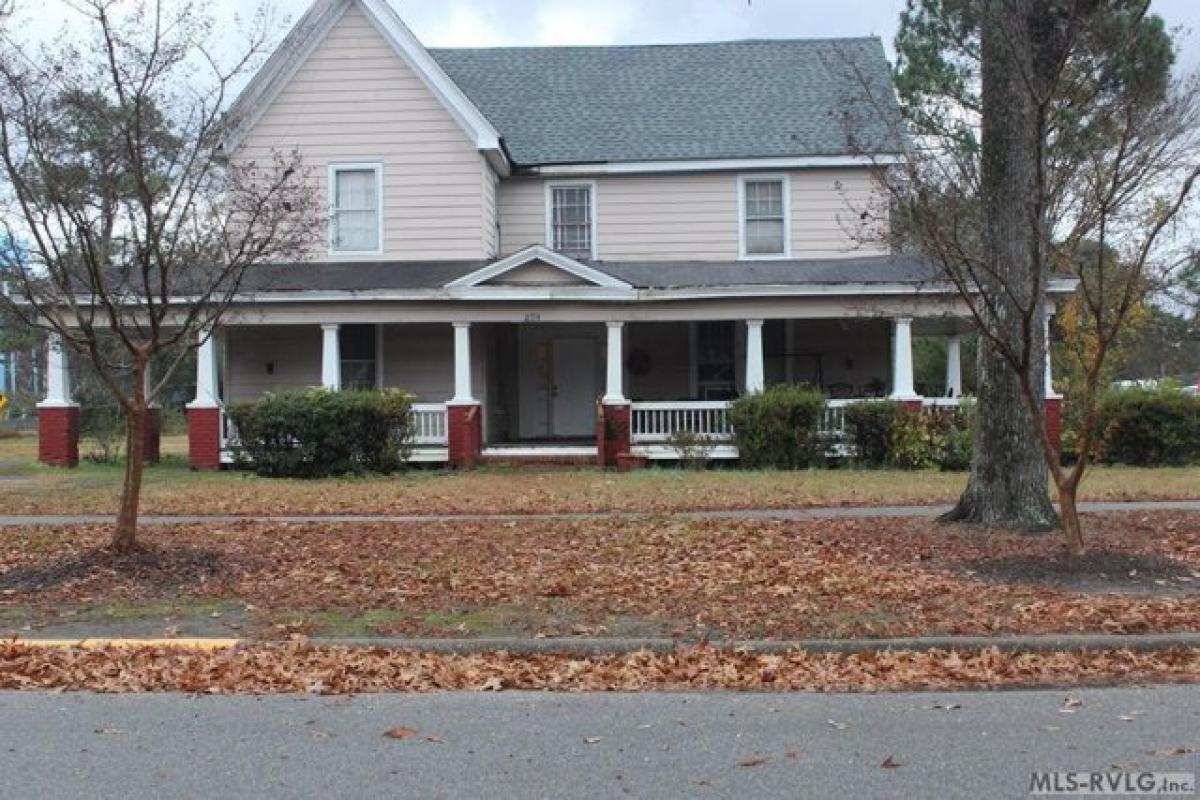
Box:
[11,633,1200,655]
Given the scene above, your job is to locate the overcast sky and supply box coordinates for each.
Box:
[15,0,1200,72]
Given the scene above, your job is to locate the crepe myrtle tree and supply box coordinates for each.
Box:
[840,0,1200,552]
[0,0,321,552]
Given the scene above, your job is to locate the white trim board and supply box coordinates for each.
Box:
[527,154,904,177]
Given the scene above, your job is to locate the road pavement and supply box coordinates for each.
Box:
[2,685,1198,798]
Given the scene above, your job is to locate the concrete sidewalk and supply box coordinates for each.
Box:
[0,499,1198,526]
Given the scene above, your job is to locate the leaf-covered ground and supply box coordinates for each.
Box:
[2,642,1199,694]
[3,512,1200,641]
[2,435,1199,516]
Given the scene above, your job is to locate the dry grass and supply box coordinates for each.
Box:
[0,434,1197,517]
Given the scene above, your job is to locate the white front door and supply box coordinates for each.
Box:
[516,326,601,439]
[550,337,597,437]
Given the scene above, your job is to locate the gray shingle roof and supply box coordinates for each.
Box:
[429,39,902,166]
[235,255,937,295]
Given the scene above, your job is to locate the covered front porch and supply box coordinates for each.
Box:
[192,313,992,468]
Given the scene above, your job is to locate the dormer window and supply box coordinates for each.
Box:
[546,181,596,259]
[330,163,383,254]
[739,175,790,259]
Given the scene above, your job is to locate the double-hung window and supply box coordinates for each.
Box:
[739,176,790,258]
[330,164,382,254]
[547,182,596,259]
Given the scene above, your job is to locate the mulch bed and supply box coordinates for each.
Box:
[3,642,1200,693]
[3,512,1200,640]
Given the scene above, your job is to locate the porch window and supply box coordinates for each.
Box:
[739,176,789,258]
[547,182,595,259]
[330,164,382,253]
[695,321,736,400]
[339,324,378,390]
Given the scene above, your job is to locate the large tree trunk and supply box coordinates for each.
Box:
[112,377,147,553]
[942,0,1058,531]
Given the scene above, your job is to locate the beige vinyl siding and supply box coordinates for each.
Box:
[233,3,490,261]
[498,169,887,261]
[225,326,321,403]
[497,178,544,253]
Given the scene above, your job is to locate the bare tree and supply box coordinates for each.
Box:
[0,0,321,551]
[856,0,1200,551]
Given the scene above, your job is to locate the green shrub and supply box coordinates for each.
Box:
[226,388,414,478]
[843,401,972,471]
[81,405,125,464]
[886,406,942,470]
[729,384,826,469]
[1097,386,1200,466]
[843,401,898,467]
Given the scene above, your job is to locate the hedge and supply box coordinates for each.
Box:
[1097,386,1200,466]
[844,400,973,471]
[728,384,826,469]
[226,388,414,478]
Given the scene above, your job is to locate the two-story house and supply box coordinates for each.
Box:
[34,0,1075,469]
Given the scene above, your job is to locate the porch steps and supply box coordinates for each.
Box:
[479,445,599,467]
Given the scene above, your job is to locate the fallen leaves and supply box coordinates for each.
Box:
[383,727,419,740]
[880,755,902,769]
[2,643,1199,694]
[738,756,770,768]
[4,510,1200,643]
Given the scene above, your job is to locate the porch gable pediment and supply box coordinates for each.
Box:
[445,246,632,291]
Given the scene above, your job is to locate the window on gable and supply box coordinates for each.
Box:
[741,177,788,257]
[331,165,381,253]
[549,183,594,258]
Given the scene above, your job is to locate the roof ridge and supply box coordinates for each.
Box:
[428,36,884,53]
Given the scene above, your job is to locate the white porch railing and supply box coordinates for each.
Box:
[410,403,449,446]
[631,401,734,443]
[218,402,450,464]
[630,398,965,460]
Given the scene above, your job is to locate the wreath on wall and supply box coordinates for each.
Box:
[626,347,652,377]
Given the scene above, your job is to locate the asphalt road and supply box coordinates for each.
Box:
[2,686,1199,799]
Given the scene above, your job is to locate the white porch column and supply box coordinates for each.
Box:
[603,321,626,403]
[889,317,919,400]
[320,323,341,391]
[1043,308,1061,399]
[187,328,220,409]
[744,319,765,394]
[451,322,474,403]
[945,334,963,398]
[39,332,74,407]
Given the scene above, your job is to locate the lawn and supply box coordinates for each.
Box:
[3,512,1199,642]
[1,434,1198,516]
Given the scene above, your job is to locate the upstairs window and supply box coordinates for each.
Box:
[739,176,790,258]
[547,182,596,259]
[330,164,382,254]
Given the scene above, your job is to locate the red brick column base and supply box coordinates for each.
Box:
[596,402,632,468]
[1044,396,1063,456]
[142,406,162,465]
[37,405,80,467]
[187,406,222,471]
[447,402,482,470]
